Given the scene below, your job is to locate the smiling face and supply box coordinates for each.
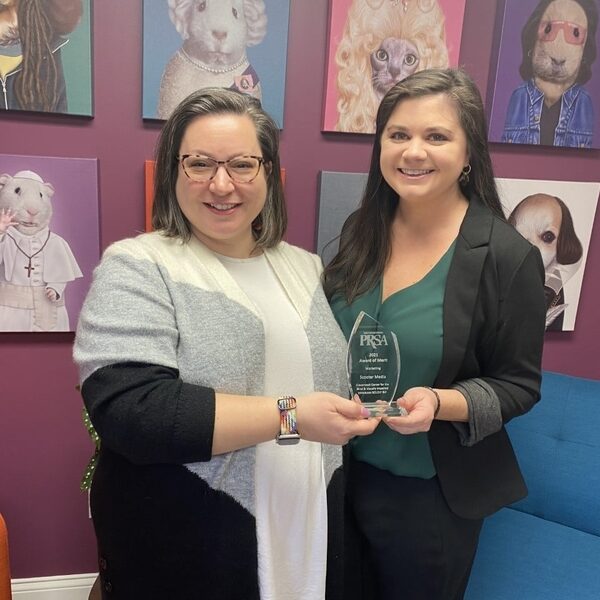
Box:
[511,194,562,269]
[175,112,268,258]
[532,0,588,86]
[379,93,469,206]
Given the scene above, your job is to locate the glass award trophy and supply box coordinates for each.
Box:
[346,311,407,417]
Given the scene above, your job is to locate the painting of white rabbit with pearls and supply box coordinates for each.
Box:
[142,0,291,126]
[0,155,98,332]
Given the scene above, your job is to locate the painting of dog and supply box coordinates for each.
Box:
[496,176,599,331]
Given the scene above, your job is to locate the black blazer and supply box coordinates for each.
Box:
[430,194,546,519]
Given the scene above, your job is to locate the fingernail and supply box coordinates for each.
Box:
[360,407,371,418]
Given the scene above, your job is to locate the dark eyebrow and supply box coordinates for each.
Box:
[385,124,454,136]
[385,124,408,133]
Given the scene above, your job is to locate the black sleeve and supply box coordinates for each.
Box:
[482,246,546,421]
[81,362,215,465]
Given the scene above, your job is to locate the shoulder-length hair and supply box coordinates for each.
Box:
[519,0,598,84]
[323,67,504,302]
[152,87,286,249]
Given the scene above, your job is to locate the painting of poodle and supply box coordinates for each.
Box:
[323,0,467,134]
[156,0,268,120]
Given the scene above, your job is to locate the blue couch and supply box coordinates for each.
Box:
[466,371,600,599]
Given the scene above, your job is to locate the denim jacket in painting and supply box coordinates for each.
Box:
[501,79,594,148]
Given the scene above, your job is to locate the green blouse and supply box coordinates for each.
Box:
[330,242,456,478]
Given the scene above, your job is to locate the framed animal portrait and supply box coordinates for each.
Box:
[141,0,291,126]
[496,177,599,331]
[487,0,600,148]
[322,0,467,134]
[0,154,99,333]
[0,0,92,116]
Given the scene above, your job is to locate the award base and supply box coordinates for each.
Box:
[362,400,408,417]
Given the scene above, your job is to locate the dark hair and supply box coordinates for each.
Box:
[152,87,286,248]
[323,67,504,302]
[519,0,598,84]
[15,0,61,112]
[509,194,583,264]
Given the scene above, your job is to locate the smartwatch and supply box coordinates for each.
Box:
[275,395,300,445]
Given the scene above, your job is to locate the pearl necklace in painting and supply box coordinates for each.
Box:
[179,49,247,74]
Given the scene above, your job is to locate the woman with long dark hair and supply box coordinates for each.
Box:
[324,68,546,599]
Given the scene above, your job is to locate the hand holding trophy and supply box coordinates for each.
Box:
[346,311,407,417]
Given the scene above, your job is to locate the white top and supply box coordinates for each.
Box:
[217,252,327,600]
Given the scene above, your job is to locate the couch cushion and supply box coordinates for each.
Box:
[506,371,600,535]
[466,508,600,599]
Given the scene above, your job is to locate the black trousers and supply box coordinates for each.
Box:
[345,457,483,600]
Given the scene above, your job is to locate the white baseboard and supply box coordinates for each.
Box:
[11,573,98,599]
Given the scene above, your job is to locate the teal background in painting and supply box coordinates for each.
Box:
[142,0,290,126]
[61,0,92,116]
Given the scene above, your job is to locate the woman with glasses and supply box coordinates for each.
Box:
[323,68,546,599]
[74,88,378,600]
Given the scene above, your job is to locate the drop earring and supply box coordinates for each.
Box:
[459,164,471,184]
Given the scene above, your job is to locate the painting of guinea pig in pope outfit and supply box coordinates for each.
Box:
[496,177,599,332]
[142,0,291,126]
[322,0,467,133]
[0,155,99,332]
[488,0,600,148]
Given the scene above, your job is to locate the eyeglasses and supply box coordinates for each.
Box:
[177,154,265,183]
[537,20,587,45]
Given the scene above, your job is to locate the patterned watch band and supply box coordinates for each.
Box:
[278,395,298,435]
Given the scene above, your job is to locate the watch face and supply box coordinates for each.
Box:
[277,396,297,410]
[276,433,301,445]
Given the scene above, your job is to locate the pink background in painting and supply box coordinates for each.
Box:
[322,0,467,131]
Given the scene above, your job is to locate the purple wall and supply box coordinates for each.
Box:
[0,0,598,579]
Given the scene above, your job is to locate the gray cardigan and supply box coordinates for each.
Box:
[74,232,349,513]
[74,233,352,598]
